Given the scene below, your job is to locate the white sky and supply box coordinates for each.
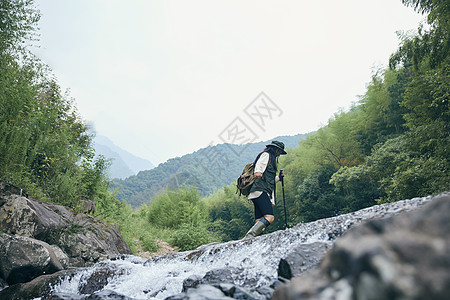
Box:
[32,0,425,166]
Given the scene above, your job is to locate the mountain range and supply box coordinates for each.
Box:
[93,135,155,179]
[111,133,307,208]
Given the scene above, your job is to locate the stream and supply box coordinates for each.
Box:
[48,196,430,299]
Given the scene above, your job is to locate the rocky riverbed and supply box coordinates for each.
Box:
[2,185,448,299]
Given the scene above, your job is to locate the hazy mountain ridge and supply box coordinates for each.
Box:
[112,134,307,208]
[93,135,155,179]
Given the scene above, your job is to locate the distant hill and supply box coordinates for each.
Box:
[112,134,306,208]
[93,135,155,179]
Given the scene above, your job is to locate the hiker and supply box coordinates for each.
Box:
[245,140,286,238]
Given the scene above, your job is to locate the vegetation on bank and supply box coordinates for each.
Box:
[1,0,448,253]
[112,134,305,208]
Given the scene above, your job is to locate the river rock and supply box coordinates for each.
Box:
[0,276,7,291]
[0,269,77,300]
[0,233,66,284]
[0,185,132,269]
[272,193,450,300]
[277,242,330,280]
[167,284,233,300]
[78,263,126,294]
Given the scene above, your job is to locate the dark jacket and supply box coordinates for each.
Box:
[249,152,277,197]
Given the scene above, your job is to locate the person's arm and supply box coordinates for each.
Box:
[254,152,269,179]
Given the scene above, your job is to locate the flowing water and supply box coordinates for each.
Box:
[50,196,430,299]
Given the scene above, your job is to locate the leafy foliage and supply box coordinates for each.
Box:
[206,184,253,241]
[170,224,216,251]
[140,186,218,251]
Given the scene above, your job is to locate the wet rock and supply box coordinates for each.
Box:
[84,289,135,299]
[225,285,260,300]
[46,293,86,299]
[0,233,65,284]
[254,285,274,299]
[48,290,135,300]
[0,269,77,300]
[182,275,202,292]
[272,193,450,300]
[178,282,271,300]
[277,241,330,280]
[200,267,239,285]
[0,276,7,291]
[172,284,232,300]
[79,264,125,294]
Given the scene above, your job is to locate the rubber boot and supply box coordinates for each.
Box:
[244,217,270,238]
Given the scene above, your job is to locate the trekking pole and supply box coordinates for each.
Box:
[280,170,288,229]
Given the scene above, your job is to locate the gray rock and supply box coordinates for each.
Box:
[185,284,232,299]
[51,245,70,269]
[78,264,125,294]
[0,276,7,291]
[200,268,239,285]
[277,242,330,279]
[85,289,135,299]
[0,269,77,300]
[182,275,202,292]
[82,199,96,214]
[0,191,132,269]
[272,193,450,300]
[0,233,65,284]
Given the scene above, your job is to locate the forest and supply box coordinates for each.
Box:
[112,134,305,208]
[0,0,448,253]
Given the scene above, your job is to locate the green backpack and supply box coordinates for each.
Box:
[236,162,256,196]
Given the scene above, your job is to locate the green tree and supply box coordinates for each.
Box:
[206,184,253,241]
[147,186,211,229]
[294,166,345,222]
[0,0,118,213]
[0,0,40,55]
[355,68,408,154]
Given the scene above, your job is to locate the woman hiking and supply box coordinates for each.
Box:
[245,140,286,238]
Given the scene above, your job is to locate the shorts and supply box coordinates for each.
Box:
[251,192,274,220]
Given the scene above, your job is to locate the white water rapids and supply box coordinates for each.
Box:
[50,197,430,299]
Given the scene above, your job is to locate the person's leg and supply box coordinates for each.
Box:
[253,199,263,223]
[263,214,274,224]
[245,193,274,238]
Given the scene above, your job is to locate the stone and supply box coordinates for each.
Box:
[0,276,7,291]
[78,264,125,294]
[272,193,450,300]
[84,289,135,299]
[277,242,330,279]
[0,269,77,300]
[185,284,232,299]
[0,233,64,284]
[200,268,240,285]
[182,275,202,292]
[0,190,132,268]
[82,199,96,214]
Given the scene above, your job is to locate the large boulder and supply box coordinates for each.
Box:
[277,242,330,280]
[0,192,131,268]
[0,181,132,287]
[272,193,450,300]
[0,193,73,240]
[0,269,123,300]
[0,233,67,285]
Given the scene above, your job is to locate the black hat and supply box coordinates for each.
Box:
[266,140,287,155]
